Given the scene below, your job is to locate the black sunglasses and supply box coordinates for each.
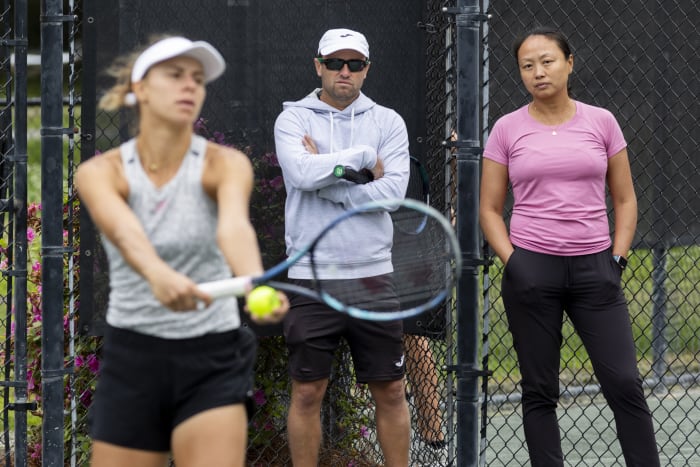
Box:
[317,57,370,72]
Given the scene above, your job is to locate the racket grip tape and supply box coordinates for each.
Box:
[198,277,252,299]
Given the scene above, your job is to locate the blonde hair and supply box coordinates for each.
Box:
[97,33,174,111]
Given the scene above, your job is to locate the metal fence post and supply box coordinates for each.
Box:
[40,0,67,464]
[651,247,668,390]
[450,1,485,465]
[10,0,31,465]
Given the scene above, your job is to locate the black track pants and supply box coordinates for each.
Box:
[501,247,660,467]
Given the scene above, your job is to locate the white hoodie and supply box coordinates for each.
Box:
[274,89,410,280]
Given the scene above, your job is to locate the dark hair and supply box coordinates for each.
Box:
[512,27,573,61]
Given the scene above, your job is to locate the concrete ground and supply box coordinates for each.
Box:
[483,385,700,466]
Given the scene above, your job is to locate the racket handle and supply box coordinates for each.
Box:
[333,165,374,184]
[198,277,252,299]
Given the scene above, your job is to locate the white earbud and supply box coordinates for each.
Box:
[124,92,137,106]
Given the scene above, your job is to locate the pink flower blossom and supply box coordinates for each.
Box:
[27,203,41,217]
[27,227,35,243]
[360,425,370,439]
[79,389,93,407]
[268,175,284,191]
[85,354,100,374]
[29,443,41,460]
[32,261,41,272]
[212,131,226,145]
[253,389,266,406]
[261,152,279,167]
[193,118,206,133]
[31,304,42,322]
[27,369,35,391]
[75,354,99,374]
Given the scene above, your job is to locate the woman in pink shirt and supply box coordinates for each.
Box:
[479,27,660,466]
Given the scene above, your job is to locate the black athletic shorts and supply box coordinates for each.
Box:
[89,324,257,452]
[283,275,405,384]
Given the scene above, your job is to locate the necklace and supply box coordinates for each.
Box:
[137,141,164,173]
[137,137,190,176]
[530,100,574,136]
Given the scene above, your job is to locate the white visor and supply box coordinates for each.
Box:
[131,36,225,84]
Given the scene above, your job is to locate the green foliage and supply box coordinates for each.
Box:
[17,201,100,466]
[27,107,42,203]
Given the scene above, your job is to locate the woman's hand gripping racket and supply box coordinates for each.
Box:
[198,198,461,321]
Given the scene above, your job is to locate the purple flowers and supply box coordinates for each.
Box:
[253,388,267,406]
[359,425,370,439]
[19,185,101,466]
[75,354,100,375]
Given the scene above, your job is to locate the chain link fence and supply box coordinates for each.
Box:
[0,0,697,466]
[1,0,32,465]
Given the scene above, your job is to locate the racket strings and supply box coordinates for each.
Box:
[392,158,430,234]
[392,213,457,309]
[301,199,460,320]
[309,207,457,313]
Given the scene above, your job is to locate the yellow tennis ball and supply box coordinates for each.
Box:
[247,286,280,318]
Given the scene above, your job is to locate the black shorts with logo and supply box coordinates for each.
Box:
[283,275,405,384]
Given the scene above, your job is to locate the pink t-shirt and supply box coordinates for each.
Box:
[483,100,627,256]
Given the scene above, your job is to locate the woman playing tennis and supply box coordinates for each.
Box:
[75,35,288,467]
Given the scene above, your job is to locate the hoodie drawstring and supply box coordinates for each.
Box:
[328,107,356,154]
[329,112,334,154]
[350,108,355,147]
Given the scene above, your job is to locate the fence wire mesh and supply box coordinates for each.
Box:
[483,1,700,466]
[0,0,697,466]
[1,0,31,465]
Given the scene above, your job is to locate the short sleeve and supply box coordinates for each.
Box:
[483,118,510,165]
[602,109,627,158]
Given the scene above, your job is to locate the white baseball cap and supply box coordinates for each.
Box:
[317,28,370,59]
[131,36,226,84]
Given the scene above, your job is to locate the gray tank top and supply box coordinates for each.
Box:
[101,135,240,338]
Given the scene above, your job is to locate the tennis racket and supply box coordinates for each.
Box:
[198,198,460,321]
